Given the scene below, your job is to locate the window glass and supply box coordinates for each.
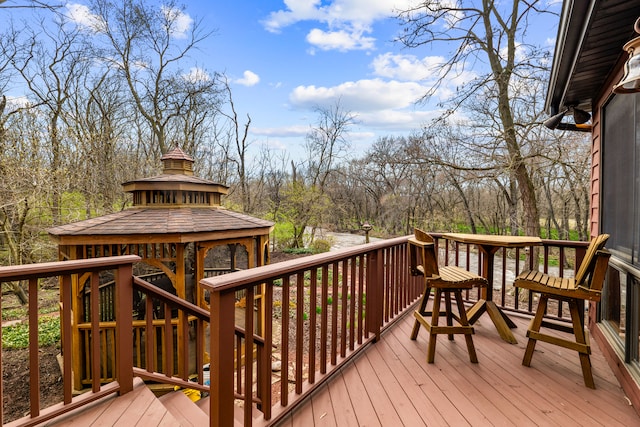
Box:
[602,94,640,266]
[601,267,626,348]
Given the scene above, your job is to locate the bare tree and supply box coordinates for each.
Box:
[396,1,554,237]
[213,74,253,212]
[283,101,356,247]
[8,15,87,224]
[89,0,218,156]
[0,105,57,303]
[535,132,591,241]
[304,101,356,189]
[0,1,64,11]
[65,69,134,213]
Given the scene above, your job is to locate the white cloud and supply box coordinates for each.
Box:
[371,53,446,81]
[66,3,193,39]
[284,49,481,133]
[289,78,427,112]
[262,0,416,52]
[306,28,375,51]
[183,67,211,83]
[358,108,441,128]
[235,70,260,87]
[252,124,309,138]
[263,0,322,32]
[4,95,30,109]
[161,6,193,39]
[263,0,414,32]
[370,52,479,101]
[65,3,105,32]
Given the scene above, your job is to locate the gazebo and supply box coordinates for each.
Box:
[48,147,274,390]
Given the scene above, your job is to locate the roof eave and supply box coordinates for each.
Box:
[545,0,598,115]
[122,181,229,195]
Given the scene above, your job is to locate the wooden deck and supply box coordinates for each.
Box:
[277,310,640,427]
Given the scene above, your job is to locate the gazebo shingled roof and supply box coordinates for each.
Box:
[47,207,274,243]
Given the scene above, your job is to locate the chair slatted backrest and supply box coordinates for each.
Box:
[574,234,610,288]
[413,229,440,278]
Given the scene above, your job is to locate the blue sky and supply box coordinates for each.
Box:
[8,1,563,160]
[200,0,562,158]
[200,0,442,157]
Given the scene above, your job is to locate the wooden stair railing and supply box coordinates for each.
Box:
[0,255,140,427]
[131,276,266,403]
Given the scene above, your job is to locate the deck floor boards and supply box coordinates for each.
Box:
[277,307,640,427]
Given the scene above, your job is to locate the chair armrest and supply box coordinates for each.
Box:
[408,238,435,276]
[408,237,434,249]
[580,249,611,293]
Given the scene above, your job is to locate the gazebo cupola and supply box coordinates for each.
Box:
[123,147,228,208]
[161,146,195,175]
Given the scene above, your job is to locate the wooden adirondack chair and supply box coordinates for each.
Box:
[514,234,611,388]
[408,229,487,363]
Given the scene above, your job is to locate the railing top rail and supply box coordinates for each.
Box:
[133,276,210,320]
[429,232,590,249]
[200,235,409,292]
[0,255,141,282]
[200,235,589,293]
[540,238,590,248]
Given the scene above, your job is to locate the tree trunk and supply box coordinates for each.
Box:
[9,282,28,305]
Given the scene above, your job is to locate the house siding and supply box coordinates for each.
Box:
[590,54,640,414]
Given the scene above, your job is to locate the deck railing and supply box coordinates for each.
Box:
[201,234,590,426]
[128,276,212,394]
[201,236,424,426]
[0,255,140,427]
[0,235,589,426]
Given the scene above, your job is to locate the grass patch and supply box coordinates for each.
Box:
[2,304,58,321]
[283,247,315,255]
[2,316,60,349]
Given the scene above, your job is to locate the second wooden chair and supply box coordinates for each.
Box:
[514,234,611,388]
[408,229,487,363]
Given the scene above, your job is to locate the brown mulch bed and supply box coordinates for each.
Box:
[2,344,63,423]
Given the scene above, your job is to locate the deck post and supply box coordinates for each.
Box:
[366,249,383,341]
[210,287,236,426]
[115,261,135,394]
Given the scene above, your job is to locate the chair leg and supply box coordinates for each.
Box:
[523,295,548,367]
[454,290,477,363]
[427,288,442,363]
[569,299,595,388]
[445,291,454,340]
[411,285,431,340]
